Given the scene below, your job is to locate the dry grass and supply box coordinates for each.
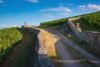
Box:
[39,29,63,67]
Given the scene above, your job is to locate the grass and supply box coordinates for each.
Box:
[79,11,100,32]
[46,36,63,67]
[11,28,38,67]
[0,27,23,64]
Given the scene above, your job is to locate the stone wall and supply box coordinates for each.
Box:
[67,18,100,55]
[82,32,100,43]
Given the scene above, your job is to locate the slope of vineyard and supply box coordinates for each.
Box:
[40,18,66,28]
[79,11,100,31]
[0,27,23,64]
[40,11,100,31]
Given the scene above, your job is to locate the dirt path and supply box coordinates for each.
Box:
[37,29,56,67]
[38,29,56,55]
[36,28,82,67]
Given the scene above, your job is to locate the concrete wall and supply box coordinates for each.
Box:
[67,21,82,40]
[81,32,100,48]
[80,32,100,56]
[67,19,100,55]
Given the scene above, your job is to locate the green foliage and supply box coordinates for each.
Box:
[40,18,67,28]
[40,11,100,31]
[79,11,100,31]
[0,27,23,64]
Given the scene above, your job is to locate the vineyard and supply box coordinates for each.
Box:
[79,11,100,31]
[0,27,23,64]
[40,18,66,28]
[40,11,100,32]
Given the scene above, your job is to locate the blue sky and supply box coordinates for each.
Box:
[0,0,100,27]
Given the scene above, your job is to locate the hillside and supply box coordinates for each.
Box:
[40,11,100,32]
[40,18,66,28]
[79,11,100,31]
[0,27,23,64]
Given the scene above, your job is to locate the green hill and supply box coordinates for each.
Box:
[79,11,100,31]
[40,11,100,32]
[40,18,66,28]
[0,27,23,64]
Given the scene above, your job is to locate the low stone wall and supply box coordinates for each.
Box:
[81,32,100,49]
[67,19,100,55]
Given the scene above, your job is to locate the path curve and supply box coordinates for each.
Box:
[46,28,100,67]
[34,28,82,67]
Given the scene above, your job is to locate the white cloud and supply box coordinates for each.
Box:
[79,4,100,10]
[41,14,55,19]
[27,0,39,3]
[88,4,100,10]
[0,0,4,4]
[40,5,72,14]
[40,5,72,19]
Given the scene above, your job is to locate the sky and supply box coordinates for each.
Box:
[0,0,100,27]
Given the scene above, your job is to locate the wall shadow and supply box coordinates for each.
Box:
[22,27,41,67]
